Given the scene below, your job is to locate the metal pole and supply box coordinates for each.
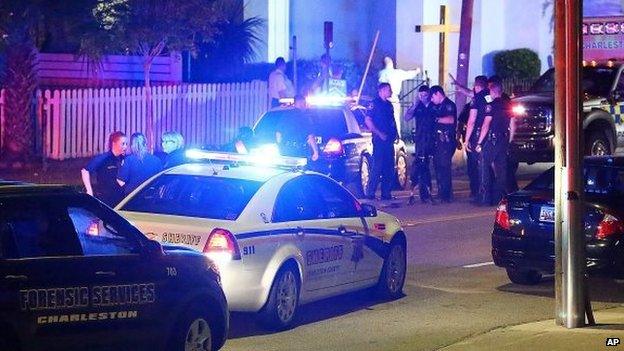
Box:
[357,30,380,102]
[292,35,298,93]
[554,0,586,328]
[455,0,474,110]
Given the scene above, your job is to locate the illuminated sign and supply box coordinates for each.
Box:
[583,17,624,61]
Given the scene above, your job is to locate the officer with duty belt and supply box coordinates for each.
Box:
[366,83,398,200]
[405,85,436,205]
[474,79,511,205]
[430,85,457,203]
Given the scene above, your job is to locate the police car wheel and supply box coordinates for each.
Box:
[377,239,406,299]
[169,304,213,351]
[359,155,371,196]
[506,268,542,285]
[259,264,300,330]
[585,131,610,157]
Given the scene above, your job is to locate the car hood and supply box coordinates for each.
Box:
[512,92,554,104]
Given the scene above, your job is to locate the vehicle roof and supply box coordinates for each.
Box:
[0,183,76,196]
[165,163,293,182]
[584,156,624,167]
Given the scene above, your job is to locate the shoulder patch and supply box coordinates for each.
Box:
[484,95,493,103]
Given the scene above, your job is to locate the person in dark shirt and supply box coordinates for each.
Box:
[488,75,518,193]
[275,95,319,161]
[366,82,398,200]
[404,85,436,204]
[160,131,186,169]
[475,79,512,205]
[430,85,457,203]
[117,133,163,196]
[81,131,127,207]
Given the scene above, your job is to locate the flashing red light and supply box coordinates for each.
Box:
[495,198,511,230]
[323,138,343,155]
[511,104,527,116]
[203,228,241,260]
[596,214,624,239]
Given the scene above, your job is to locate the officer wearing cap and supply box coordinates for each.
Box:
[366,82,398,200]
[404,85,436,204]
[474,79,511,205]
[430,85,457,203]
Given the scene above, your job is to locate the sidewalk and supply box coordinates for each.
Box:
[441,306,624,351]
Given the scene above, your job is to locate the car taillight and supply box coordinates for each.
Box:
[323,138,344,155]
[203,228,241,261]
[495,198,510,230]
[511,104,527,116]
[596,214,624,240]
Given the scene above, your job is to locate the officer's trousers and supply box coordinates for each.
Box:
[412,152,433,200]
[434,141,455,201]
[369,142,395,198]
[480,139,508,205]
[466,150,480,198]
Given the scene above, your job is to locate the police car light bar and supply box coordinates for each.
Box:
[278,96,355,107]
[185,148,307,168]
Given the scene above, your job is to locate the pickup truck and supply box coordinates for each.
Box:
[509,64,624,163]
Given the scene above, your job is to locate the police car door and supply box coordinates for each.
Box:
[272,177,354,292]
[0,196,94,349]
[65,197,164,346]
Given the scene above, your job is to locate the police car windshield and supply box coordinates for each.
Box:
[530,68,616,96]
[120,175,262,220]
[524,165,624,196]
[255,108,353,143]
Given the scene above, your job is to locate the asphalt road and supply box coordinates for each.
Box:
[222,164,624,351]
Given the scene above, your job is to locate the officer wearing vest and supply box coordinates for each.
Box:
[474,79,511,205]
[405,85,436,205]
[430,85,457,203]
[366,83,398,200]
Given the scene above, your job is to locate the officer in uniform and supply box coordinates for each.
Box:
[404,85,436,204]
[430,85,457,203]
[474,79,511,205]
[81,131,127,207]
[451,75,492,202]
[366,82,398,200]
[488,75,518,193]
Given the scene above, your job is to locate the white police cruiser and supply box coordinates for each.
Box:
[116,147,407,329]
[0,183,228,351]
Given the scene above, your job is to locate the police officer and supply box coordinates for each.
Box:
[474,79,511,205]
[430,85,457,203]
[488,75,519,193]
[404,85,436,204]
[81,131,127,207]
[366,82,398,200]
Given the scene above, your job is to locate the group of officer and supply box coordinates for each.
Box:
[402,75,517,206]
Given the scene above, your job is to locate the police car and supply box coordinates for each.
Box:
[254,97,409,197]
[116,149,407,329]
[0,183,228,350]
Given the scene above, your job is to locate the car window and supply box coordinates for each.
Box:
[121,174,262,220]
[585,165,624,195]
[306,176,361,219]
[68,207,140,256]
[0,198,82,258]
[524,167,555,191]
[273,178,324,222]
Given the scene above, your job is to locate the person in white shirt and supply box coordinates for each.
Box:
[268,57,294,107]
[378,57,421,136]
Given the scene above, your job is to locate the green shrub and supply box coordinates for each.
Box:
[493,48,541,79]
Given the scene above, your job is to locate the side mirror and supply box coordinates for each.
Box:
[143,239,164,257]
[610,91,621,103]
[360,203,377,217]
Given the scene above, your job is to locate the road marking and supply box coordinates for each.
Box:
[463,261,495,268]
[401,211,492,227]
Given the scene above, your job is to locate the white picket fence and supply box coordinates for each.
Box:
[0,81,269,160]
[0,89,4,151]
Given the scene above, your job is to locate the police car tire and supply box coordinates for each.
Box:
[585,130,611,157]
[358,155,372,197]
[259,263,300,330]
[394,151,409,190]
[506,268,542,285]
[168,303,214,351]
[376,239,406,299]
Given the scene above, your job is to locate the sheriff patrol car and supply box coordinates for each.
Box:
[0,184,228,350]
[116,149,407,329]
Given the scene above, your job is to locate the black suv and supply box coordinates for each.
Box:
[492,157,624,285]
[0,184,228,350]
[253,105,409,197]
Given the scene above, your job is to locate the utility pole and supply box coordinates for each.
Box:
[554,0,589,328]
[455,0,474,110]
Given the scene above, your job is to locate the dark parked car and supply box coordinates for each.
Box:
[0,184,228,350]
[492,156,624,285]
[253,104,409,197]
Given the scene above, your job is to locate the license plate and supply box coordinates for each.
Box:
[539,206,555,222]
